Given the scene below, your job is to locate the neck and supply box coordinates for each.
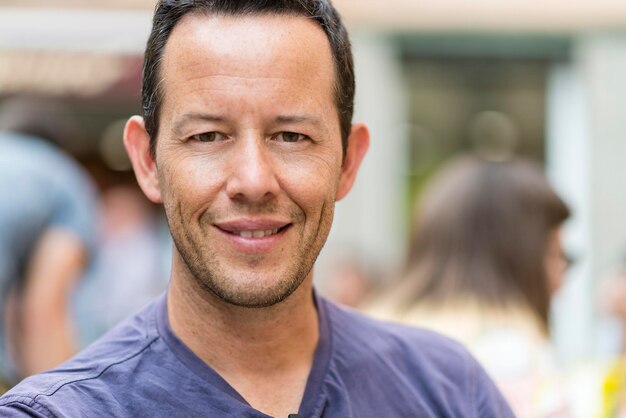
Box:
[167,257,319,415]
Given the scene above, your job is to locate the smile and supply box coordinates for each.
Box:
[215,222,291,253]
[215,220,291,241]
[232,229,280,238]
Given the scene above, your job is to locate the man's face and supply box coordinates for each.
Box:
[143,13,362,307]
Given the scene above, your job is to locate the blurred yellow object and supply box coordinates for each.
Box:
[601,357,626,418]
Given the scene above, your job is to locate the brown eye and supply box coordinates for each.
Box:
[191,132,226,142]
[276,132,307,143]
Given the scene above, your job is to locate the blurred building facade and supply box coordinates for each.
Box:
[2,0,626,365]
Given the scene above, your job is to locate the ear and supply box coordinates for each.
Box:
[336,123,370,201]
[123,116,163,203]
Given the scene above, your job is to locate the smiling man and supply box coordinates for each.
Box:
[0,1,514,417]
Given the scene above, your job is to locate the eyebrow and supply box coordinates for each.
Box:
[275,115,322,127]
[172,113,323,136]
[172,113,225,136]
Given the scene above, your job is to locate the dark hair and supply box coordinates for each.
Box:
[394,155,570,331]
[142,0,354,157]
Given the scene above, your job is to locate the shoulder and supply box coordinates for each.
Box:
[0,132,96,204]
[326,298,473,366]
[0,132,98,244]
[0,132,81,179]
[322,299,515,417]
[0,299,162,417]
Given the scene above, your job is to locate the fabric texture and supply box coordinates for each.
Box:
[0,292,514,417]
[0,131,98,381]
[371,302,570,418]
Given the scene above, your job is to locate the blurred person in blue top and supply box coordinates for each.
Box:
[0,97,98,389]
[0,2,514,417]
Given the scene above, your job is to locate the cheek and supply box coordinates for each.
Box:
[275,154,340,205]
[159,156,224,210]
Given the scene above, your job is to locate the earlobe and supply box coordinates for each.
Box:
[336,123,370,201]
[123,116,163,203]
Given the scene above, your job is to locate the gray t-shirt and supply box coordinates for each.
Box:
[0,292,514,417]
[0,131,97,379]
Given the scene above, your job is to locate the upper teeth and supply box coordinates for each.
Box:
[234,229,279,238]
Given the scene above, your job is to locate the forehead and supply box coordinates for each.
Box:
[159,13,336,111]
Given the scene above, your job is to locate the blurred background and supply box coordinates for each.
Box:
[2,0,626,412]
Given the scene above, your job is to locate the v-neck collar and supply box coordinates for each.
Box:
[298,292,332,417]
[155,290,333,417]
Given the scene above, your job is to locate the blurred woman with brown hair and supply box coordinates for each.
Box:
[371,155,571,418]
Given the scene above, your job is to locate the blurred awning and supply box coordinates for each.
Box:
[0,0,155,9]
[0,8,152,52]
[0,0,625,51]
[0,50,142,98]
[333,0,626,33]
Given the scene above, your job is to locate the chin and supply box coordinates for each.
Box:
[195,271,307,309]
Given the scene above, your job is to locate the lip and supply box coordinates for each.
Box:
[215,218,291,232]
[214,218,292,253]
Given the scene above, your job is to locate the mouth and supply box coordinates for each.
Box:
[215,221,291,239]
[229,225,289,238]
[213,220,292,253]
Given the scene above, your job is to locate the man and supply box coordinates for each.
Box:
[0,1,514,416]
[0,98,97,388]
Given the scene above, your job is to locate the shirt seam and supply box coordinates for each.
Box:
[32,334,160,402]
[0,395,57,418]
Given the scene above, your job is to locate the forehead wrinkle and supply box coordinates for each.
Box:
[178,74,301,88]
[165,69,330,96]
[167,74,329,110]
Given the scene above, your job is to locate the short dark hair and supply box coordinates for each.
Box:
[142,0,355,157]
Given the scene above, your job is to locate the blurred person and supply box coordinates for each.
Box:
[73,185,169,346]
[0,1,514,417]
[370,155,572,418]
[0,97,98,388]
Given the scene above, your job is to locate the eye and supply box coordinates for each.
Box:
[190,132,227,143]
[274,132,309,143]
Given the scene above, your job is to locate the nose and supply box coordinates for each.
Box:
[225,135,280,203]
